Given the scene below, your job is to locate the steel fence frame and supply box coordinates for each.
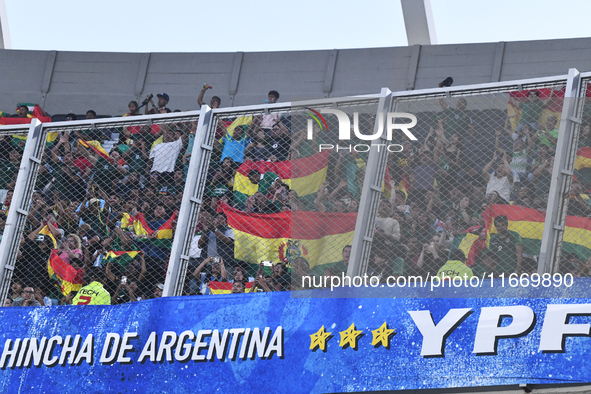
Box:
[345,69,582,278]
[0,69,586,302]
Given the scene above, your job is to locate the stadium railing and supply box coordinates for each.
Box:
[0,68,589,304]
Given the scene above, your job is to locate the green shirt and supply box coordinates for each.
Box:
[437,108,472,138]
[312,260,347,277]
[535,170,552,198]
[72,282,111,305]
[297,137,324,158]
[81,212,109,238]
[391,257,405,276]
[257,172,280,195]
[520,100,545,124]
[538,128,558,147]
[344,156,361,199]
[52,163,78,195]
[94,157,123,191]
[510,149,529,177]
[368,257,405,281]
[0,159,18,189]
[488,230,523,274]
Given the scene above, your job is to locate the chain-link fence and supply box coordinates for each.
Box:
[2,113,199,306]
[176,99,381,295]
[363,79,584,284]
[2,71,590,305]
[0,123,41,307]
[558,76,591,277]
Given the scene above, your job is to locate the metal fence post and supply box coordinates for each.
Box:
[0,119,47,301]
[538,68,582,274]
[348,88,393,277]
[163,105,213,297]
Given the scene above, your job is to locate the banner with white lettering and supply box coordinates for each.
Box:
[1,281,591,393]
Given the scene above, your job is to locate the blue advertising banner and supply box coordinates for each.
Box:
[1,281,591,393]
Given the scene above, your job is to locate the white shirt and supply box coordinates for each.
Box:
[190,235,202,259]
[375,217,401,242]
[260,113,281,129]
[150,138,182,173]
[486,172,512,202]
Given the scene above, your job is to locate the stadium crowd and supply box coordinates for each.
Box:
[2,84,591,306]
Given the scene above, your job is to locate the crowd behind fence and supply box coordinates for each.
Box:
[1,73,591,307]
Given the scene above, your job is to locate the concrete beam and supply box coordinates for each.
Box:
[0,0,11,49]
[401,0,437,46]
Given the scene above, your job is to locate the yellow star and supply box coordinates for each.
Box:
[371,322,396,348]
[309,325,332,351]
[339,323,363,350]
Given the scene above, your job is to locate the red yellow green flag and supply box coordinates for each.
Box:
[78,139,110,161]
[218,202,356,270]
[38,226,83,295]
[132,210,178,239]
[48,249,84,296]
[0,104,52,125]
[233,152,330,205]
[448,225,487,267]
[104,251,140,268]
[208,281,254,295]
[484,204,591,260]
[575,147,591,170]
[397,173,410,202]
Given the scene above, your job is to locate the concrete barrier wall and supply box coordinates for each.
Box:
[1,37,590,116]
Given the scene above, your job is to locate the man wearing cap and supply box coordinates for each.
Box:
[153,283,164,298]
[78,192,110,243]
[146,93,171,115]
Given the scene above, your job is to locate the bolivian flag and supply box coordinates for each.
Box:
[38,225,58,248]
[132,210,178,240]
[208,281,254,295]
[397,173,410,202]
[0,104,52,125]
[38,226,84,295]
[2,104,55,144]
[218,202,356,270]
[383,167,392,198]
[121,210,178,251]
[484,204,591,260]
[78,139,110,161]
[233,151,330,205]
[225,116,252,136]
[449,225,487,267]
[508,88,564,131]
[575,147,591,170]
[104,251,140,268]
